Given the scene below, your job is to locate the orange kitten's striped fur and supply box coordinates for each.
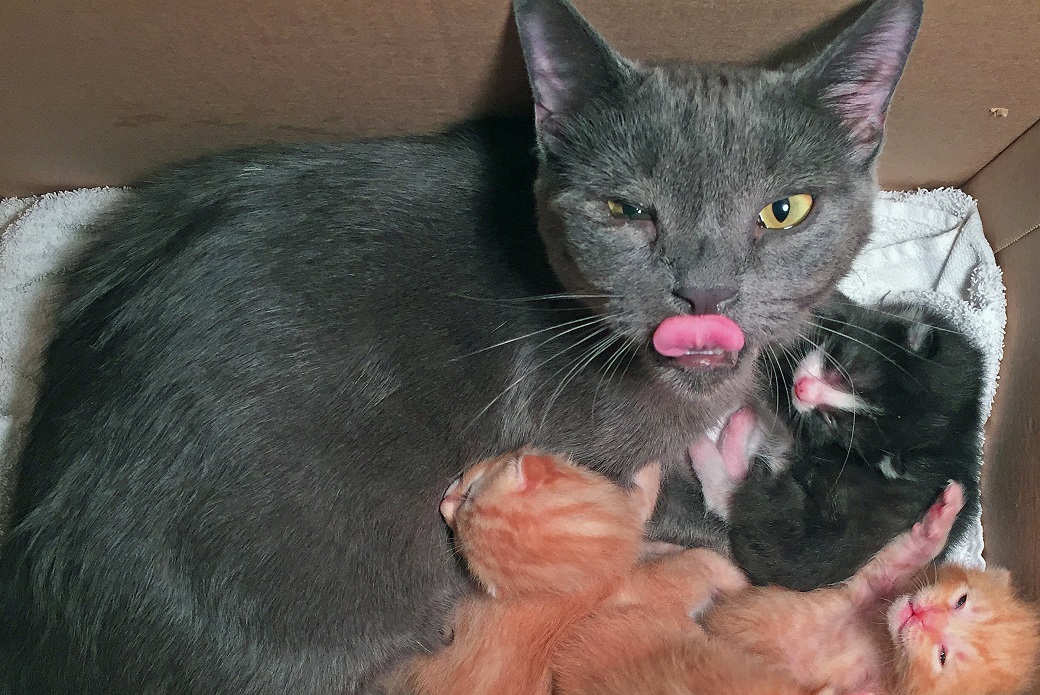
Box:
[704,482,1040,695]
[384,448,661,695]
[387,449,815,695]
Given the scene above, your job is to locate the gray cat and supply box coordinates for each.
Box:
[0,0,923,692]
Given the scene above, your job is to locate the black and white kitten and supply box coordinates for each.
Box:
[691,299,985,591]
[0,0,924,692]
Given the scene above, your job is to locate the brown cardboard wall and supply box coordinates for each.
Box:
[982,233,1040,603]
[965,121,1040,606]
[964,120,1040,253]
[2,0,1039,196]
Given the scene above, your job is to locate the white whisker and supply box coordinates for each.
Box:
[451,314,603,361]
[463,318,611,428]
[538,328,618,426]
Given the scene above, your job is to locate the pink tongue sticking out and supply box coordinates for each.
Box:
[652,315,745,370]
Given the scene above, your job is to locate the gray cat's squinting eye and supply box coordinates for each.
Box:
[606,199,653,222]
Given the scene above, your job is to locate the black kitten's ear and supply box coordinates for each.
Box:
[513,0,631,137]
[906,321,939,358]
[802,0,924,160]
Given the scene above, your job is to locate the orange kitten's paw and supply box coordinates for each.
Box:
[691,548,750,595]
[658,548,749,600]
[619,547,748,622]
[890,481,964,569]
[909,481,964,553]
[852,482,967,604]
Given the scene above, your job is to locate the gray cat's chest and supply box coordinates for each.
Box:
[477,343,754,478]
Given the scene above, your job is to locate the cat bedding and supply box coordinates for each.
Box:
[837,188,1007,567]
[0,185,1004,570]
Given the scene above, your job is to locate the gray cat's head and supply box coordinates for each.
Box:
[513,0,923,397]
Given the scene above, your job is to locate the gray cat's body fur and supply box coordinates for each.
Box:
[0,0,923,692]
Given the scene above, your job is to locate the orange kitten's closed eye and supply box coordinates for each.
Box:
[892,565,1040,695]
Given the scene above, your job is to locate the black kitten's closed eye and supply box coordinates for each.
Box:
[606,199,654,222]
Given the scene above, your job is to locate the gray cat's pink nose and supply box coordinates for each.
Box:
[673,286,737,315]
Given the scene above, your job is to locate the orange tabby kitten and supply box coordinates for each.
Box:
[385,448,662,695]
[550,541,819,695]
[388,449,818,695]
[704,481,1040,695]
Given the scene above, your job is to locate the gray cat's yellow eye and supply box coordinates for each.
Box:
[607,199,653,222]
[758,194,814,230]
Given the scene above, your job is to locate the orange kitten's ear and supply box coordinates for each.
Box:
[631,462,662,524]
[514,452,560,491]
[988,567,1013,588]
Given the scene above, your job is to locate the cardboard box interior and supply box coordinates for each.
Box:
[3,0,1040,683]
[3,0,1038,195]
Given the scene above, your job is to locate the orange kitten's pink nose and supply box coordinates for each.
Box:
[897,600,945,635]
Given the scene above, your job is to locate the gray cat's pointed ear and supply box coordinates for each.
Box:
[512,0,630,135]
[804,0,924,159]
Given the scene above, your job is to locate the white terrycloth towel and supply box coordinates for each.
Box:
[0,187,1006,569]
[0,188,129,526]
[837,188,1007,569]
